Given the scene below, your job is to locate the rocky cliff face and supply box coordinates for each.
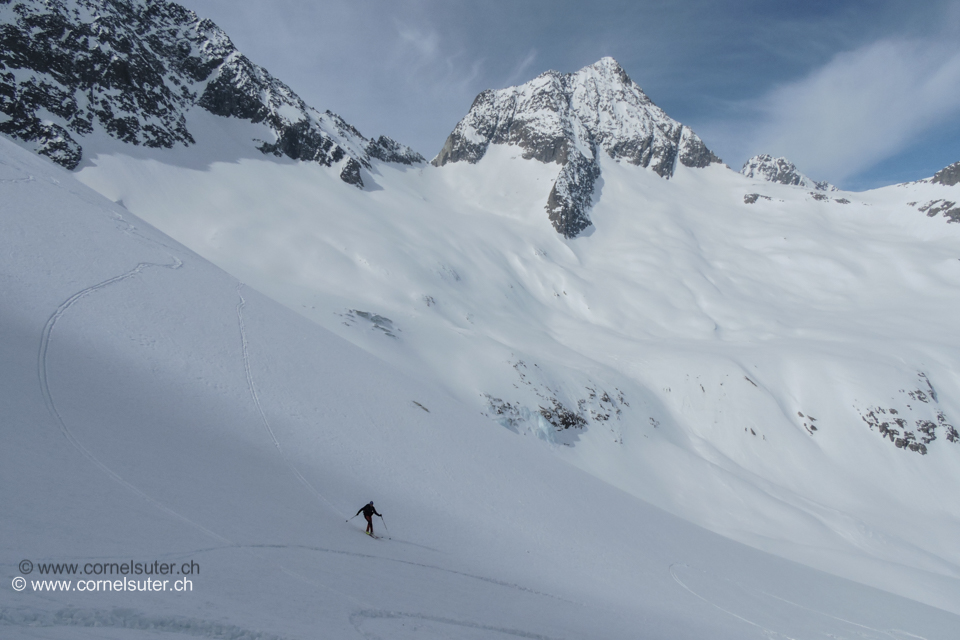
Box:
[930,161,960,187]
[433,57,721,237]
[0,0,422,184]
[740,154,834,191]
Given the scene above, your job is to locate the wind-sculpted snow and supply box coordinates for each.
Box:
[740,154,834,191]
[0,0,422,180]
[434,57,720,237]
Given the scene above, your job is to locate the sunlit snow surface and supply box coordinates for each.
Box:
[70,112,960,616]
[4,128,957,637]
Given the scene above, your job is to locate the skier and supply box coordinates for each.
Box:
[355,501,382,536]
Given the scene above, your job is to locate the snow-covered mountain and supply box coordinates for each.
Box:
[0,0,422,185]
[5,0,960,633]
[434,57,721,236]
[6,133,960,640]
[740,154,834,191]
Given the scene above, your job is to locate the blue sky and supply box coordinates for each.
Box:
[182,0,960,190]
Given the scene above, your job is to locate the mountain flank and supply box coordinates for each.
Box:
[0,0,422,184]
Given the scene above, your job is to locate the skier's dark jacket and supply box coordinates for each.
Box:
[356,504,381,518]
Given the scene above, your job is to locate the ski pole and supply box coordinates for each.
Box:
[379,514,389,535]
[347,513,359,523]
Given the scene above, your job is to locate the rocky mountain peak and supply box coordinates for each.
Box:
[577,56,633,85]
[740,154,834,192]
[433,57,720,238]
[0,0,423,186]
[930,161,960,187]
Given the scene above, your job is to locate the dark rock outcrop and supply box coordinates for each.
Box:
[546,152,601,237]
[366,135,424,165]
[916,199,960,223]
[339,158,363,188]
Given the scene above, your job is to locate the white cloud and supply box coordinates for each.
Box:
[747,37,960,182]
[396,23,440,59]
[503,49,538,87]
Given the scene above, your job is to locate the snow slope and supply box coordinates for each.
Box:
[72,127,960,617]
[8,136,960,638]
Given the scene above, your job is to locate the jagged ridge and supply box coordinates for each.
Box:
[740,154,834,192]
[433,57,720,238]
[930,161,960,187]
[0,0,423,184]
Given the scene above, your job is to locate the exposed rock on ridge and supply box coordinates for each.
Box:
[740,154,834,191]
[0,0,423,183]
[433,57,721,238]
[929,161,960,187]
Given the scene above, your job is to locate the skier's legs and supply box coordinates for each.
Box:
[364,514,373,534]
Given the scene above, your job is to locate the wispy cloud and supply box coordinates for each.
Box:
[396,23,440,59]
[745,36,960,183]
[390,20,484,100]
[503,49,539,87]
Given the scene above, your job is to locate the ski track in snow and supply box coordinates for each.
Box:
[33,260,576,628]
[349,610,565,640]
[236,283,345,518]
[31,314,568,638]
[4,154,573,640]
[669,563,789,639]
[36,249,234,545]
[278,562,570,640]
[668,563,928,640]
[275,542,580,640]
[0,175,35,184]
[31,230,570,620]
[179,542,580,605]
[0,157,36,184]
[343,525,441,552]
[759,590,931,640]
[0,606,290,639]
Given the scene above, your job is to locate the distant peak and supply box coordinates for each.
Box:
[433,57,719,237]
[577,57,632,85]
[930,161,960,186]
[586,56,624,72]
[741,154,834,192]
[741,155,802,185]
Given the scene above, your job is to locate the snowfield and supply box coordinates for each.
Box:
[4,131,960,638]
[70,106,960,619]
[4,0,960,635]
